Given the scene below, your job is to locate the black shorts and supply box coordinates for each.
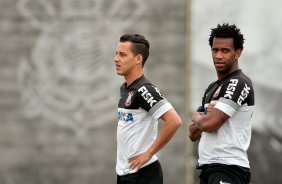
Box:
[198,163,251,184]
[117,160,163,184]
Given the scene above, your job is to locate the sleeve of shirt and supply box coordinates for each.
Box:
[137,84,173,119]
[197,106,204,112]
[215,77,252,117]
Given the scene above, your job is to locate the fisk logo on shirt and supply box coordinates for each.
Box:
[118,111,133,122]
[224,79,238,99]
[237,83,250,105]
[138,86,157,107]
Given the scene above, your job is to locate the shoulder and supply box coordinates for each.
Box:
[230,70,252,84]
[135,76,159,95]
[222,74,253,91]
[219,72,254,106]
[221,70,253,89]
[136,78,167,109]
[137,83,164,101]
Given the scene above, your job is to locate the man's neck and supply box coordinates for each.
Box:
[217,68,240,80]
[124,72,144,87]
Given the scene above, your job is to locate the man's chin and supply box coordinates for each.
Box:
[116,72,124,76]
[215,66,226,72]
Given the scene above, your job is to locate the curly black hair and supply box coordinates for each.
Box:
[208,23,245,50]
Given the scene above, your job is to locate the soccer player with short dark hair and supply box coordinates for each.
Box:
[114,33,182,184]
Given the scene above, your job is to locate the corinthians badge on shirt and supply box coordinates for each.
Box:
[125,91,134,107]
[213,86,222,98]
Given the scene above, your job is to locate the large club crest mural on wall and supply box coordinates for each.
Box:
[17,0,146,137]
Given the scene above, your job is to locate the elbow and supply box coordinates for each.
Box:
[175,117,182,129]
[204,128,216,133]
[171,114,182,128]
[188,131,201,142]
[162,110,182,131]
[171,119,182,134]
[189,135,199,142]
[172,120,181,132]
[176,119,182,128]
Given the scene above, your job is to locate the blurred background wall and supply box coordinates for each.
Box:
[0,0,281,184]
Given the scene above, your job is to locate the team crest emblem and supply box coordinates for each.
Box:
[16,0,148,137]
[213,86,222,98]
[125,91,134,106]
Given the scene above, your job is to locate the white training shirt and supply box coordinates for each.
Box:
[198,70,255,168]
[116,75,173,176]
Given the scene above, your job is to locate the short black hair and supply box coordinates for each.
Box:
[120,34,150,66]
[209,23,245,50]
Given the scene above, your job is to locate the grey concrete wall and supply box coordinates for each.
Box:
[191,0,282,183]
[0,0,186,184]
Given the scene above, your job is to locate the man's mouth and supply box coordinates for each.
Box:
[214,62,225,67]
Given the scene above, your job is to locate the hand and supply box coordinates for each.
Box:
[128,151,153,171]
[188,122,202,141]
[192,112,204,123]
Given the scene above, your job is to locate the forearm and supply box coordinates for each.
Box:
[147,118,181,156]
[192,113,207,131]
[192,109,229,132]
[128,109,181,171]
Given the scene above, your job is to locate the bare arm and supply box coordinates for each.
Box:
[128,109,181,171]
[188,104,230,141]
[188,123,202,141]
[192,108,229,133]
[188,112,204,142]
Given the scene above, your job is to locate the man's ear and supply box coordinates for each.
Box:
[135,54,143,65]
[235,49,242,60]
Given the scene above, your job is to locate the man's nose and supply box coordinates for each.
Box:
[114,55,119,62]
[215,51,223,59]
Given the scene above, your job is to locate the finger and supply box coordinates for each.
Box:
[190,123,200,132]
[128,155,138,163]
[129,160,139,170]
[136,164,141,171]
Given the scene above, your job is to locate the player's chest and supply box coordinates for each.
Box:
[118,89,139,109]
